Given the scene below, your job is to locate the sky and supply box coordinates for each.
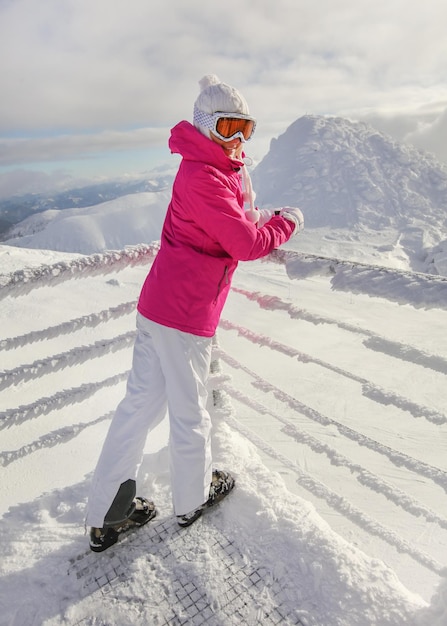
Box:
[1,0,447,197]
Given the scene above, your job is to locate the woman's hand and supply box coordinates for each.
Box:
[277,207,304,235]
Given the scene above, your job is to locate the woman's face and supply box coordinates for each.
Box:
[210,132,242,158]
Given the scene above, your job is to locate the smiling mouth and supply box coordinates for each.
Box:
[222,142,239,152]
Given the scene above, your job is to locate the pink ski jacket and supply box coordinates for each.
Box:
[137,121,295,337]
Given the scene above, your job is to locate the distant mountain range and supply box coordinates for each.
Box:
[0,172,175,237]
[2,115,447,275]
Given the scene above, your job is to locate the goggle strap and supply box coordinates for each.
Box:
[193,107,216,133]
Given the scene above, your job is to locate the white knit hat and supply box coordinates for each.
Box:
[193,74,250,137]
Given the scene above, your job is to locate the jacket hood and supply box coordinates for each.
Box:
[169,121,244,172]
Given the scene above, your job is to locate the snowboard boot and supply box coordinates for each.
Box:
[89,496,157,552]
[177,469,235,528]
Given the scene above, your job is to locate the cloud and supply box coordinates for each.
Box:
[1,0,447,190]
[403,108,447,163]
[2,0,447,129]
[0,128,169,166]
[0,168,82,198]
[358,103,447,165]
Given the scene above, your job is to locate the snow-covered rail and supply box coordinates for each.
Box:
[2,243,447,308]
[270,248,447,309]
[0,301,136,351]
[0,243,160,300]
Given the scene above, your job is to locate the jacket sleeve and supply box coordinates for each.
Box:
[184,166,295,261]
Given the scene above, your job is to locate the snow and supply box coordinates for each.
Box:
[1,115,447,624]
[1,244,446,625]
[4,192,169,255]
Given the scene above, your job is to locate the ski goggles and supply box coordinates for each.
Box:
[194,107,257,142]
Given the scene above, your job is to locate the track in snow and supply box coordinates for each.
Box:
[69,514,307,626]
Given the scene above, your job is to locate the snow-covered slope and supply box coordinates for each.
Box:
[4,191,169,254]
[0,245,446,625]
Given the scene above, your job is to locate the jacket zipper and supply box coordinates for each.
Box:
[214,265,229,303]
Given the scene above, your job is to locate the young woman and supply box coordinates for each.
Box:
[87,75,304,552]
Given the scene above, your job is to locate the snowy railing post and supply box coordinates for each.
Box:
[211,334,224,408]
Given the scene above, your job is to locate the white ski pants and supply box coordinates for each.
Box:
[86,313,213,528]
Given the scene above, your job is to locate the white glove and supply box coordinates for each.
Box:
[278,207,304,236]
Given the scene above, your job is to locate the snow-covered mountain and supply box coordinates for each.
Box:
[253,115,447,274]
[253,115,447,230]
[3,115,447,273]
[0,169,175,236]
[4,192,169,254]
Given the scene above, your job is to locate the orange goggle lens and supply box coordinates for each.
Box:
[215,117,255,141]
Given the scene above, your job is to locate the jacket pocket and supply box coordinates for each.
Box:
[214,265,229,303]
